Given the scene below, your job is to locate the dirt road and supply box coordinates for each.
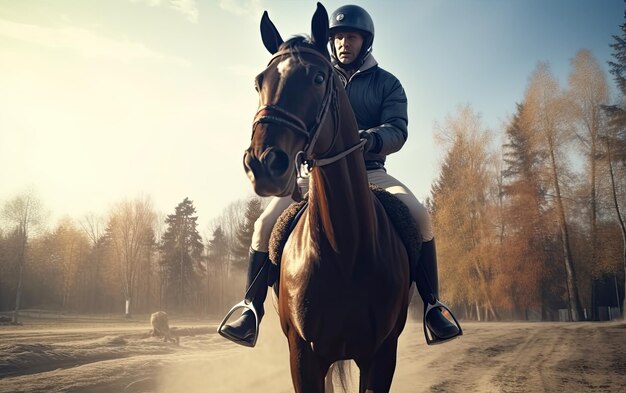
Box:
[1,312,625,392]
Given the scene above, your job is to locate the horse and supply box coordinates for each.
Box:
[243,3,412,392]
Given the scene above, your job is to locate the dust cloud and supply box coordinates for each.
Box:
[2,307,625,392]
[158,299,297,392]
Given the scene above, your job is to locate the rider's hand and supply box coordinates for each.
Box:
[359,130,376,153]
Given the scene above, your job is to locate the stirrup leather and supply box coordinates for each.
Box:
[217,300,261,347]
[423,299,463,345]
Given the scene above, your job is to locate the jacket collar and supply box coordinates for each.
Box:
[358,53,378,72]
[334,54,379,84]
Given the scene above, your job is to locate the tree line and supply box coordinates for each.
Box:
[0,194,264,323]
[430,21,626,321]
[2,15,626,324]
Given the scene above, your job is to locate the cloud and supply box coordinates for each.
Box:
[0,18,190,66]
[219,0,262,17]
[169,0,199,23]
[131,0,199,23]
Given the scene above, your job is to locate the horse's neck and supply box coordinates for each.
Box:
[308,97,375,255]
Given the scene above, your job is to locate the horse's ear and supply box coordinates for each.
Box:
[260,11,283,54]
[311,2,329,54]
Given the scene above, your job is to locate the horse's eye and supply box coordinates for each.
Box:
[314,73,325,85]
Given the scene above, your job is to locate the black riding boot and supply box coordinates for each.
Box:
[218,249,270,347]
[415,239,462,345]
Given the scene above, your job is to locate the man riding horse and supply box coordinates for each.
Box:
[219,4,461,348]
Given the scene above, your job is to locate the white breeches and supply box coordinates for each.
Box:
[250,169,434,252]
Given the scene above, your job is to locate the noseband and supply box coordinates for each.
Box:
[252,47,366,176]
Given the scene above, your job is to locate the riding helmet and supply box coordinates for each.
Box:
[328,5,375,67]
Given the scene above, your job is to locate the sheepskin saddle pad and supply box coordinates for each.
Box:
[268,184,421,272]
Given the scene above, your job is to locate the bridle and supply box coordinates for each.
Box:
[251,46,366,178]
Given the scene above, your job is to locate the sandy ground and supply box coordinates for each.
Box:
[1,310,625,393]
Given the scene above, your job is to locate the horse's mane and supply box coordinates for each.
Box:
[278,35,330,63]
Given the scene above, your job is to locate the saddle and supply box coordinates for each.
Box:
[268,184,422,283]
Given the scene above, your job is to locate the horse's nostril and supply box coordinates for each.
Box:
[264,150,290,177]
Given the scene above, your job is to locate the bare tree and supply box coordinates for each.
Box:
[106,196,156,318]
[50,218,90,310]
[525,63,584,321]
[567,49,612,318]
[1,190,45,324]
[601,105,626,317]
[80,213,106,312]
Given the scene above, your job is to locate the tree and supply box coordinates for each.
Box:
[52,218,90,310]
[602,12,626,317]
[568,49,609,253]
[80,213,106,312]
[430,105,499,320]
[609,11,626,99]
[1,190,45,324]
[0,228,21,311]
[153,212,168,310]
[206,225,229,315]
[567,49,613,319]
[601,105,626,317]
[524,62,584,321]
[106,196,156,317]
[208,198,248,283]
[231,197,263,270]
[160,198,204,312]
[502,103,558,319]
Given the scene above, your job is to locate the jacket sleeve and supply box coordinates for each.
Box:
[364,76,408,156]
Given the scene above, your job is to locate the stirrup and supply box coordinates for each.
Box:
[423,299,463,345]
[217,300,260,347]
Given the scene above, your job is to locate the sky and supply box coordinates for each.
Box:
[0,0,623,235]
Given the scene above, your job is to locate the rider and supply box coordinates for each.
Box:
[219,4,461,347]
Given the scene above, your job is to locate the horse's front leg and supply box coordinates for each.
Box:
[287,330,329,393]
[357,335,399,393]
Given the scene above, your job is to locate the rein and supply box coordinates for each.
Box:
[252,47,366,177]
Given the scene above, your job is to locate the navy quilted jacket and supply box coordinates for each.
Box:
[334,55,409,170]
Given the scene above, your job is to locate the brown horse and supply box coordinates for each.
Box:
[244,3,411,392]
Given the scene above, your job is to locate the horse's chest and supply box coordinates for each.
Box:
[281,253,390,348]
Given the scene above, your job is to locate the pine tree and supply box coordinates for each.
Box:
[206,225,229,314]
[160,197,204,312]
[604,11,626,163]
[502,103,557,319]
[231,197,263,270]
[604,10,626,317]
[609,11,626,97]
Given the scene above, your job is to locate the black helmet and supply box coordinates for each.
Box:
[328,5,374,67]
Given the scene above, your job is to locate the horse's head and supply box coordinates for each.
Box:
[244,3,334,199]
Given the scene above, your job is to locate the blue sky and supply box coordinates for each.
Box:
[0,0,623,233]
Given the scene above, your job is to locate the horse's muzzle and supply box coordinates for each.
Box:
[244,148,294,197]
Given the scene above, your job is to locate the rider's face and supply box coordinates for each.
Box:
[333,31,364,65]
